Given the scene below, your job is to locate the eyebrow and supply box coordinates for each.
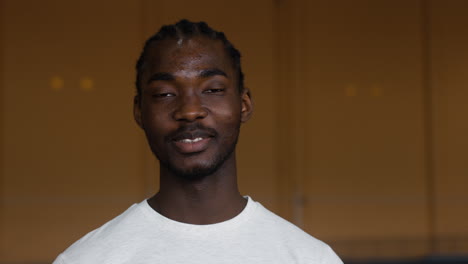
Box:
[147,72,175,84]
[199,68,228,78]
[147,68,227,84]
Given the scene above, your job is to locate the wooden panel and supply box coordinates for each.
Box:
[290,0,428,243]
[0,0,142,261]
[430,0,468,241]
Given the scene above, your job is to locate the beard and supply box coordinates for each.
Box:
[152,122,241,181]
[162,135,238,181]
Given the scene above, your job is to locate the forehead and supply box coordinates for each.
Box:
[145,37,234,74]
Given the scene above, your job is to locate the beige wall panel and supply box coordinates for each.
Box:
[141,0,277,209]
[1,200,132,262]
[294,0,427,241]
[430,0,468,238]
[1,0,142,261]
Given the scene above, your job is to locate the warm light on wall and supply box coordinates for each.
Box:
[80,77,94,91]
[50,76,64,91]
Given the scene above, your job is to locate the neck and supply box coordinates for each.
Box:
[148,156,246,225]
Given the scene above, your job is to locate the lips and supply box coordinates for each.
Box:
[170,128,216,154]
[173,136,212,154]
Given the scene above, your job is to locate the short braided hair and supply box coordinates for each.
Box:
[135,19,244,97]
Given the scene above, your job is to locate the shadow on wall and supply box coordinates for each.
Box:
[345,255,468,264]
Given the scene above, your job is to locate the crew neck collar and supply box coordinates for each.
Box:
[138,196,257,234]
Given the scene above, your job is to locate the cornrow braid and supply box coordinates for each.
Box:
[135,19,244,97]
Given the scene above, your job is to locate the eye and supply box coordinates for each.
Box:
[202,79,227,95]
[153,93,175,98]
[203,88,225,94]
[206,88,223,93]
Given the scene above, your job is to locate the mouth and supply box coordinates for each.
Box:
[173,136,212,154]
[171,130,215,154]
[179,137,204,143]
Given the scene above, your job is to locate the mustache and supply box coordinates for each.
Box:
[167,123,217,142]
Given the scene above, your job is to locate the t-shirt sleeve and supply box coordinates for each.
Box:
[320,245,343,264]
[52,254,66,264]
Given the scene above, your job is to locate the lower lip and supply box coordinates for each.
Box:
[173,138,211,154]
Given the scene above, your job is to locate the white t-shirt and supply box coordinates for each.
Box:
[54,196,342,264]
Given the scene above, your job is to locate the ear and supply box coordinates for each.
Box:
[133,95,143,129]
[240,88,254,123]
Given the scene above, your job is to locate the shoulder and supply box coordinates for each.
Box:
[54,201,149,263]
[248,200,343,264]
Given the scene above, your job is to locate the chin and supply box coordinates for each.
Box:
[163,149,235,181]
[155,135,238,181]
[169,165,220,181]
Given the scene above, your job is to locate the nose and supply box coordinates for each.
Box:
[173,94,208,122]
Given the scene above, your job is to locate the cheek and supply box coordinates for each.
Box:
[141,107,169,140]
[208,97,242,119]
[214,108,242,138]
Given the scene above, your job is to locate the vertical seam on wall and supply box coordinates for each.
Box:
[274,0,295,222]
[0,0,5,239]
[273,0,285,218]
[291,0,306,228]
[421,0,436,254]
[272,0,282,216]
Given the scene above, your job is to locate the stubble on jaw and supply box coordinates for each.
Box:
[157,123,240,182]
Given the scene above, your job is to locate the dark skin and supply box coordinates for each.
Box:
[134,36,253,225]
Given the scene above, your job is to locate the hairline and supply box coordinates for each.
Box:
[137,36,243,97]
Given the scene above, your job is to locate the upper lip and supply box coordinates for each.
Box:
[172,131,213,141]
[170,126,216,142]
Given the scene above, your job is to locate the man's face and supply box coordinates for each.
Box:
[134,37,252,180]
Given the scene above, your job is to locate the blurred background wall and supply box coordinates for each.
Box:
[1,0,467,263]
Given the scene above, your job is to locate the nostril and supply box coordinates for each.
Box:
[173,104,208,121]
[172,94,209,121]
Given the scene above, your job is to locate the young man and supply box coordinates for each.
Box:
[53,20,343,264]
